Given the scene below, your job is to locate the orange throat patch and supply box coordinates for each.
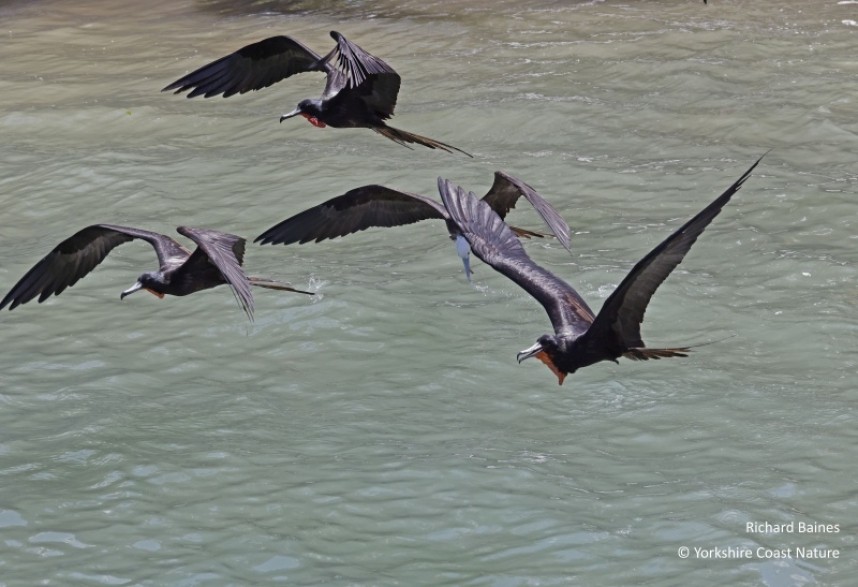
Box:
[535,350,566,386]
[145,288,165,299]
[301,113,326,128]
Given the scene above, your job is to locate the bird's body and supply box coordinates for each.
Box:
[163,31,471,156]
[438,156,764,383]
[254,171,572,281]
[0,225,312,320]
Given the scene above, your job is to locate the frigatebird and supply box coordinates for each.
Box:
[254,171,572,281]
[438,155,764,383]
[163,31,472,156]
[0,225,312,320]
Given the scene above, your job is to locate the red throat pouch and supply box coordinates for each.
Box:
[535,350,566,385]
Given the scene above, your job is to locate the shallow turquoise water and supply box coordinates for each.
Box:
[1,1,856,585]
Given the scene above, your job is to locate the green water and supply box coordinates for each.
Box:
[1,1,855,585]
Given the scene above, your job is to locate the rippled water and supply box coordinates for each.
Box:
[1,0,856,585]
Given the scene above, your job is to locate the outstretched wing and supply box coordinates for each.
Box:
[438,178,596,338]
[481,171,572,251]
[175,227,254,319]
[350,74,402,120]
[584,155,764,349]
[330,31,397,88]
[255,185,447,245]
[328,31,400,118]
[162,35,331,98]
[0,224,184,310]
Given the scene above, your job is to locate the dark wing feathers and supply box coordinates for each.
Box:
[175,227,254,319]
[330,31,397,88]
[481,171,531,219]
[438,178,596,338]
[585,155,764,348]
[352,73,401,119]
[481,171,572,251]
[325,31,400,118]
[0,224,184,310]
[255,185,447,245]
[98,224,190,268]
[320,69,349,101]
[162,35,330,98]
[163,32,403,119]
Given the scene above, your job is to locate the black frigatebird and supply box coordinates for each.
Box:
[254,171,572,281]
[0,225,313,320]
[163,31,472,156]
[438,156,764,383]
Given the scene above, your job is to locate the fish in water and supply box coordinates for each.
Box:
[254,171,572,281]
[437,155,765,383]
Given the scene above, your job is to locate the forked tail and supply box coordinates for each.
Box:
[249,277,314,296]
[374,125,473,157]
[623,347,691,361]
[623,332,736,361]
[509,225,550,240]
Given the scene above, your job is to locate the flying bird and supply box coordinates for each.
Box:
[438,156,764,383]
[163,31,472,156]
[254,171,572,281]
[0,225,313,320]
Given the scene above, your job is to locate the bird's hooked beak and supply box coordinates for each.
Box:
[279,107,302,123]
[517,341,544,363]
[120,281,164,300]
[517,342,566,385]
[120,281,144,300]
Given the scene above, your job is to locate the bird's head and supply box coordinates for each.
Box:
[121,271,165,300]
[280,99,326,127]
[516,334,572,385]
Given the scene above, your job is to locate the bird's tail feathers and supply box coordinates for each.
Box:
[249,276,314,296]
[623,331,737,361]
[509,225,549,240]
[623,347,691,361]
[374,126,473,158]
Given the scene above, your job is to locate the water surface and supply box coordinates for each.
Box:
[1,1,856,585]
